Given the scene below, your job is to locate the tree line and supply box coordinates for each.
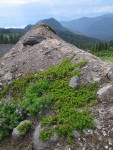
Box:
[90,40,113,52]
[57,30,99,49]
[89,40,113,57]
[0,34,21,44]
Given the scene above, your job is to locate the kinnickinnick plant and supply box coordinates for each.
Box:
[0,56,98,141]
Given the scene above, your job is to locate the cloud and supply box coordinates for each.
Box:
[4,25,26,29]
[0,0,52,5]
[0,0,101,6]
[46,4,113,16]
[93,6,113,13]
[0,0,113,27]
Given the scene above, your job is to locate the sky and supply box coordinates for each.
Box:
[0,0,113,28]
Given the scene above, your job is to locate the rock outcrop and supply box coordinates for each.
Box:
[12,120,32,140]
[69,76,80,89]
[23,36,46,46]
[33,124,48,150]
[1,25,113,150]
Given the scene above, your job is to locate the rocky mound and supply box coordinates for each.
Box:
[1,25,113,150]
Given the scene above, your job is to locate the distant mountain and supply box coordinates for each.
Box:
[36,18,82,34]
[24,24,33,32]
[36,18,67,31]
[61,14,113,40]
[0,18,100,49]
[0,25,32,35]
[0,18,66,35]
[36,18,100,48]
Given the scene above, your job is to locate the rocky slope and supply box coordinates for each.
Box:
[0,25,111,87]
[1,25,113,150]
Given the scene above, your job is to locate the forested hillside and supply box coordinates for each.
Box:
[0,27,28,44]
[88,40,113,62]
[57,30,99,49]
[0,34,21,44]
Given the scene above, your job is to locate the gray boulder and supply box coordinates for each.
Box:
[33,124,59,150]
[97,84,112,97]
[69,76,80,89]
[33,124,48,150]
[23,36,46,46]
[12,120,32,140]
[108,71,113,81]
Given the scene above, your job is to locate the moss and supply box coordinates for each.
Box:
[17,121,32,131]
[17,121,32,136]
[39,129,54,141]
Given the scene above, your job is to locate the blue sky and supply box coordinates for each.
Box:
[0,0,113,28]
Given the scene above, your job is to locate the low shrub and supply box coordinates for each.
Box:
[0,56,98,141]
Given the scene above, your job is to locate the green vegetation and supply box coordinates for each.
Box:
[28,145,33,150]
[0,26,31,44]
[17,121,32,132]
[17,121,32,136]
[39,83,98,142]
[0,57,98,141]
[91,49,113,57]
[101,57,113,63]
[0,74,35,100]
[0,99,22,140]
[90,41,113,52]
[0,34,21,44]
[57,30,99,49]
[89,41,113,62]
[38,24,56,34]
